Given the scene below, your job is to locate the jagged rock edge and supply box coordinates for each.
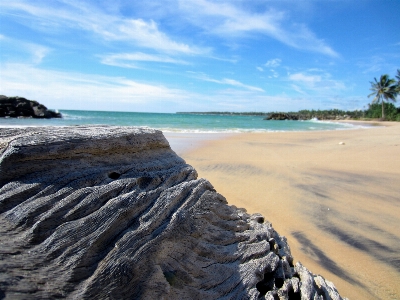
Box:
[0,126,347,299]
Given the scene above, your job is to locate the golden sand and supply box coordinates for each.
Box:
[182,121,400,300]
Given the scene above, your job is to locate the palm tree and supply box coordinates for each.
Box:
[396,69,400,94]
[368,74,397,120]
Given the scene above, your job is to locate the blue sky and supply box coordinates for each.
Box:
[1,0,399,113]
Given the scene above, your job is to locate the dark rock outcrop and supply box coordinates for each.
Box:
[0,126,347,299]
[264,113,299,121]
[264,112,352,121]
[0,95,62,118]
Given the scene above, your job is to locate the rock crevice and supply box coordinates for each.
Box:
[0,126,346,299]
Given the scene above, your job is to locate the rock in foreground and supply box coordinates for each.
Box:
[0,95,62,118]
[0,126,346,299]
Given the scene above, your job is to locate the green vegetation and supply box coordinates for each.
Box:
[288,109,363,120]
[397,69,400,89]
[364,103,400,121]
[368,73,398,120]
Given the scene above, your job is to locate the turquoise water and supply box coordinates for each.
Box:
[0,110,364,133]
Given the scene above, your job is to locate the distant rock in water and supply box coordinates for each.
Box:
[0,126,347,299]
[264,113,299,120]
[0,95,62,118]
[264,112,352,121]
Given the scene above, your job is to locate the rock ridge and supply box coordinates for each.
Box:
[0,126,347,299]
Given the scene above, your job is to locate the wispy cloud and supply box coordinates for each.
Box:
[291,84,307,95]
[28,44,50,64]
[190,72,264,92]
[265,59,281,68]
[100,52,189,68]
[289,72,345,93]
[268,69,279,78]
[205,89,331,112]
[0,34,50,64]
[256,67,264,72]
[177,0,338,57]
[0,0,210,55]
[289,73,321,84]
[0,63,190,112]
[0,62,363,112]
[357,54,400,76]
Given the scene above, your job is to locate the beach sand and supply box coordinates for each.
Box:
[180,122,400,300]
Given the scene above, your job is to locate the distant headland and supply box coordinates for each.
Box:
[0,95,62,119]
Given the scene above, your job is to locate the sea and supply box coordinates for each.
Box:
[0,110,368,154]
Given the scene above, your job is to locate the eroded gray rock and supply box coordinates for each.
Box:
[0,126,347,299]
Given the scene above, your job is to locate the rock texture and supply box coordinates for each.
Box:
[264,113,299,121]
[264,113,352,121]
[0,126,346,299]
[0,95,62,118]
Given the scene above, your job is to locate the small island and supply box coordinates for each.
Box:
[0,95,62,119]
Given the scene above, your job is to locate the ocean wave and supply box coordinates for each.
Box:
[316,120,372,130]
[60,113,92,120]
[158,127,297,133]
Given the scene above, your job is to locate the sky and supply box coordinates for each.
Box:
[1,0,399,113]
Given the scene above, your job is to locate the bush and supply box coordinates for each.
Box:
[364,103,400,121]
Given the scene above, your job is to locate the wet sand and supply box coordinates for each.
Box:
[164,132,234,155]
[181,122,400,300]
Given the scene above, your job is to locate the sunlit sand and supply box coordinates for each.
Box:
[181,121,400,300]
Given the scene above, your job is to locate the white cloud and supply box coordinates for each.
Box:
[265,59,281,68]
[100,52,189,68]
[114,19,209,55]
[177,0,338,57]
[0,34,51,64]
[0,63,190,111]
[222,79,264,92]
[289,73,321,84]
[0,63,360,113]
[291,84,307,95]
[205,89,324,112]
[288,72,345,94]
[256,67,264,72]
[0,1,210,55]
[28,44,50,64]
[270,69,279,78]
[192,73,264,92]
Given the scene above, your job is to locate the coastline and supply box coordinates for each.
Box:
[181,122,400,300]
[153,120,375,154]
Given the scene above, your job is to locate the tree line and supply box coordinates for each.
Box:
[274,103,400,121]
[368,69,400,120]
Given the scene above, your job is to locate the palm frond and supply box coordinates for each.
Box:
[368,91,378,98]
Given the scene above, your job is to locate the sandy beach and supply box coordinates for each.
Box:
[181,122,400,300]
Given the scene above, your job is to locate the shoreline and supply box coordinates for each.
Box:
[181,122,400,300]
[154,120,379,154]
